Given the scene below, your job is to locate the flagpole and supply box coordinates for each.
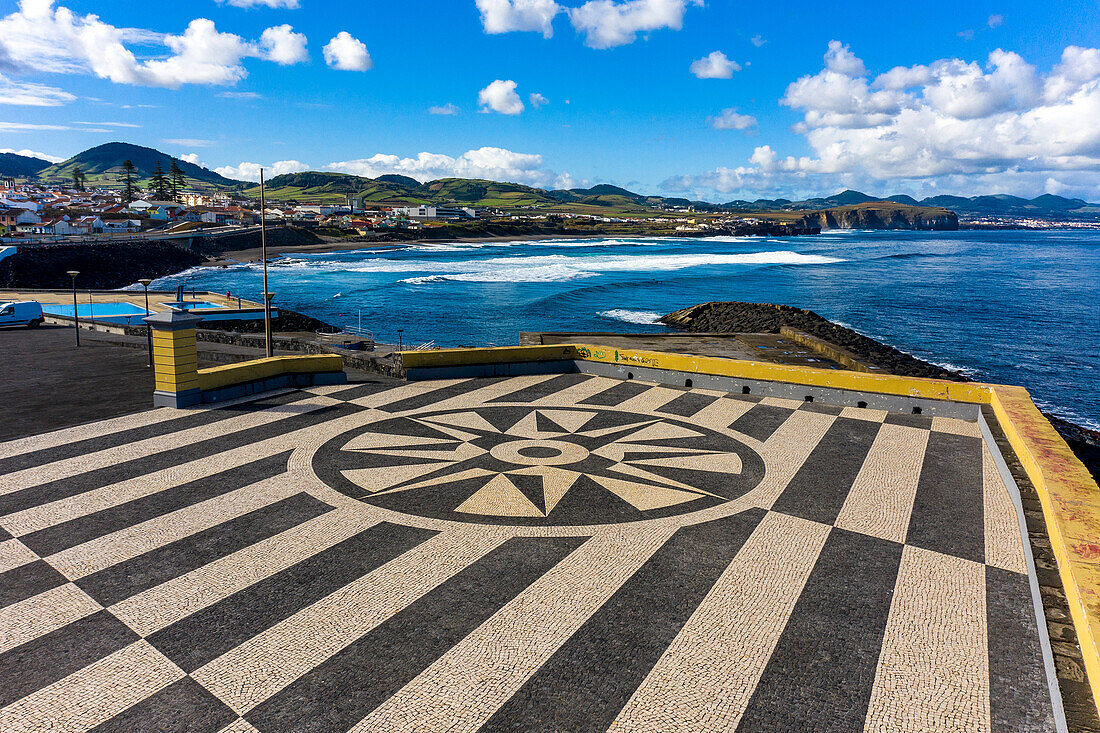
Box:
[260,168,273,358]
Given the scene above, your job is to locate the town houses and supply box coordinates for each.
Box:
[0,179,487,240]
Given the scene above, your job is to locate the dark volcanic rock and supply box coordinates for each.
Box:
[0,242,205,289]
[799,204,959,230]
[661,301,967,382]
[194,308,336,334]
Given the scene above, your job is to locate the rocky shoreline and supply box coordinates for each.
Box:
[660,300,1099,480]
[662,301,966,381]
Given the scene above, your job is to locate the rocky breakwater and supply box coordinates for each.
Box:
[798,202,959,231]
[662,300,1100,481]
[661,301,966,380]
[0,241,205,289]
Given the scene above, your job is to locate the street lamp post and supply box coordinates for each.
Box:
[66,270,80,346]
[260,168,273,358]
[139,278,153,367]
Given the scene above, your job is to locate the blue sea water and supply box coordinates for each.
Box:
[153,229,1100,430]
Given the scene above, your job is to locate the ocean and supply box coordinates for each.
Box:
[153,229,1100,430]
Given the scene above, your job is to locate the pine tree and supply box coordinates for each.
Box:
[168,159,187,202]
[150,162,169,201]
[71,165,85,192]
[120,159,137,203]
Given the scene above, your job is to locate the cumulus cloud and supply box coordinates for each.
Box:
[690,51,739,79]
[179,153,203,165]
[478,79,524,114]
[568,0,703,49]
[429,103,461,115]
[0,1,308,89]
[0,73,75,105]
[707,108,756,131]
[0,147,65,162]
[323,31,371,71]
[663,42,1100,200]
[328,146,570,188]
[529,92,549,108]
[476,0,560,38]
[260,24,308,65]
[214,159,310,181]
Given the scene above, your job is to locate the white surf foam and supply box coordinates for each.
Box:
[599,309,663,324]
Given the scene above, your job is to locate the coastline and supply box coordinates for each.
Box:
[203,233,597,265]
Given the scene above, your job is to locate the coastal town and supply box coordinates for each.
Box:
[0,179,491,240]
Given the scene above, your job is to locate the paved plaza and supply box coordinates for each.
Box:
[0,373,1061,732]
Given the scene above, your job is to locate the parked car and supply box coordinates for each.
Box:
[0,301,44,328]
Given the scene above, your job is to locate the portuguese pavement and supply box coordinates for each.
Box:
[0,373,1060,732]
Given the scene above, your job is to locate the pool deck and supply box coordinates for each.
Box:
[0,288,265,320]
[0,371,1072,732]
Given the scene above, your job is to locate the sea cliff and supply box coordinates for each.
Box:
[798,203,959,230]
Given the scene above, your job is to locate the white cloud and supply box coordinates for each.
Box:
[476,0,560,38]
[0,121,105,131]
[217,0,300,7]
[750,35,766,47]
[478,79,524,114]
[429,103,461,115]
[824,40,865,76]
[0,147,65,162]
[180,153,203,165]
[260,24,308,65]
[568,0,703,49]
[690,51,739,79]
[218,90,263,99]
[0,73,75,105]
[328,146,564,187]
[214,159,310,181]
[323,31,371,71]
[707,108,756,131]
[0,2,308,89]
[73,121,139,128]
[529,92,549,108]
[164,138,217,147]
[988,14,1004,28]
[664,42,1100,200]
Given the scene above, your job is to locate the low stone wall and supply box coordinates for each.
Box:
[778,327,886,373]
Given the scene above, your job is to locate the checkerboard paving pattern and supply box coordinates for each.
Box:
[0,374,1059,732]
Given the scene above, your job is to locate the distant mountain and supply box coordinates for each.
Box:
[0,152,52,178]
[36,142,244,189]
[725,189,1099,218]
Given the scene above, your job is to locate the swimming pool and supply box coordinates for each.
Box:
[42,303,149,318]
[167,301,226,311]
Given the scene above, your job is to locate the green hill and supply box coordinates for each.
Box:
[251,171,429,204]
[0,152,52,178]
[36,142,244,190]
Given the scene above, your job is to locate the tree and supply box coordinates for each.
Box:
[168,159,187,201]
[71,165,85,192]
[120,159,137,203]
[150,162,169,201]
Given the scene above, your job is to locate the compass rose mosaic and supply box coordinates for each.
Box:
[313,404,766,525]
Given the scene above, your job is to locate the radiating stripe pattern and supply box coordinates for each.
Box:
[0,376,1058,732]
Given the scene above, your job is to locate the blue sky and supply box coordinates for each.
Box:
[2,0,1100,200]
